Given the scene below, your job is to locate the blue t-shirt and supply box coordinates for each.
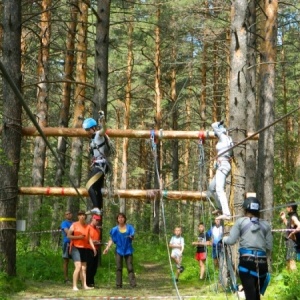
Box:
[61,220,73,244]
[110,224,135,256]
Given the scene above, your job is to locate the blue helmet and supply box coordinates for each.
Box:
[82,118,97,130]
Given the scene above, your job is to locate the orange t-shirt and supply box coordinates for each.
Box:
[72,221,90,248]
[86,225,101,250]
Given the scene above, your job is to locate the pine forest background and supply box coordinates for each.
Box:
[1,0,300,280]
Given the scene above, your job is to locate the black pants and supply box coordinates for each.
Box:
[86,249,99,286]
[239,256,268,300]
[115,253,136,287]
[88,167,105,209]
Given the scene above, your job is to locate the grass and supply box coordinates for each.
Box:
[0,235,298,299]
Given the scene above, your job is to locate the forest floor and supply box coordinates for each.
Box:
[10,262,247,300]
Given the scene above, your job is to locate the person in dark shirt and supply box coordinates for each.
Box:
[192,222,210,280]
[280,203,300,270]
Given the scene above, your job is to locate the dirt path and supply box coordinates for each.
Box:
[11,263,235,300]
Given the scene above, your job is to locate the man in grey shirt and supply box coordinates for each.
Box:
[223,197,273,300]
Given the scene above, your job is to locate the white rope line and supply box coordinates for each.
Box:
[150,132,182,300]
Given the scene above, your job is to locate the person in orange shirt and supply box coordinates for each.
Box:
[67,210,96,291]
[86,214,101,287]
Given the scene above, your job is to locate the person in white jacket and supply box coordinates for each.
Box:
[207,121,233,220]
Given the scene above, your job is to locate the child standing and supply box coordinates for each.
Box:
[169,226,185,282]
[192,222,210,280]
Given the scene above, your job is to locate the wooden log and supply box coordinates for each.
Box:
[18,186,207,201]
[15,127,258,140]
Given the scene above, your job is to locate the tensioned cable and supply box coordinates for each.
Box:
[0,60,85,203]
[164,105,300,191]
[150,132,182,300]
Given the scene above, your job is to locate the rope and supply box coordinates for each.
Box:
[150,131,182,300]
[0,60,86,204]
[223,243,239,298]
[163,106,300,191]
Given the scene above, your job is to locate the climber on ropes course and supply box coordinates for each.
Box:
[207,120,234,220]
[223,196,273,300]
[82,110,112,215]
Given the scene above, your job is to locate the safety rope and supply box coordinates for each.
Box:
[222,243,239,297]
[0,60,86,204]
[150,130,182,300]
[163,106,300,192]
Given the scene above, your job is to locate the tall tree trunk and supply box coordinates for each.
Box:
[229,0,248,217]
[245,0,257,193]
[92,0,111,117]
[29,0,51,249]
[257,0,278,222]
[200,38,207,127]
[119,7,134,212]
[68,0,88,214]
[280,31,291,181]
[0,0,22,276]
[52,0,78,240]
[153,3,162,235]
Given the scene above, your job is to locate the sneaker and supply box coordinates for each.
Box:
[175,278,179,283]
[86,208,101,215]
[179,266,185,273]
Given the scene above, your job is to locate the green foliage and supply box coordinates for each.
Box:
[9,233,300,299]
[272,268,300,300]
[17,239,62,281]
[0,272,26,299]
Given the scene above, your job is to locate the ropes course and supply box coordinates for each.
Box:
[2,57,300,300]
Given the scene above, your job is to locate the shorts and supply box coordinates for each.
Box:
[212,246,222,259]
[171,251,182,261]
[71,246,88,262]
[195,252,206,261]
[62,242,72,259]
[286,240,297,261]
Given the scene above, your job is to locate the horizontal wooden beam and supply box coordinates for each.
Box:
[16,127,258,140]
[18,186,207,201]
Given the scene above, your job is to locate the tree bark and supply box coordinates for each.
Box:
[29,0,52,249]
[257,0,278,222]
[119,5,134,212]
[52,0,78,240]
[229,0,248,217]
[92,0,111,117]
[245,0,258,193]
[0,0,22,275]
[152,3,162,235]
[68,0,88,214]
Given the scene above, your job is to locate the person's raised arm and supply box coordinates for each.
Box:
[97,110,107,136]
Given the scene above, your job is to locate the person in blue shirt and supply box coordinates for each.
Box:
[207,218,224,269]
[103,213,136,288]
[60,211,73,283]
